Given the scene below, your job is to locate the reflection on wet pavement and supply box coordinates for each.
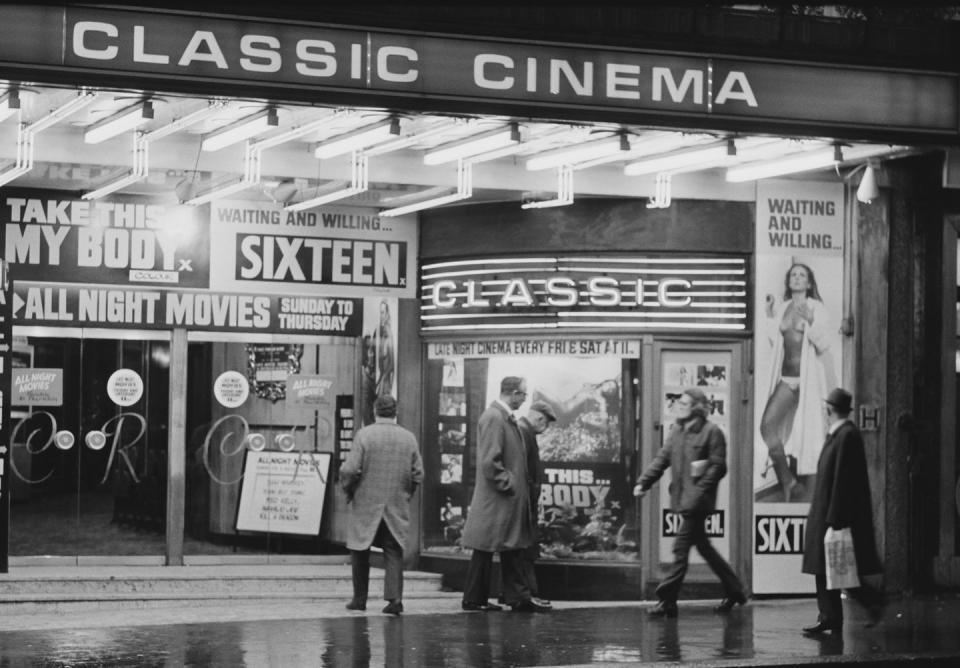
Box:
[2,598,960,666]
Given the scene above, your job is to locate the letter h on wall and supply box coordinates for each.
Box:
[859,405,881,432]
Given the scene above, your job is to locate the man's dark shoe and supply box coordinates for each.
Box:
[382,600,403,615]
[511,598,551,612]
[647,600,678,618]
[714,592,748,613]
[345,599,366,611]
[462,601,503,612]
[802,621,841,635]
[531,596,552,608]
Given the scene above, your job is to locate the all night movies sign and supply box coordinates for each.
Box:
[0,6,955,133]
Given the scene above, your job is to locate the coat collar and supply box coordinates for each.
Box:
[678,415,707,433]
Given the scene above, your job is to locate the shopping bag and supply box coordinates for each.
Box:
[824,527,860,590]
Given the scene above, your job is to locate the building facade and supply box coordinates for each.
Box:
[0,4,958,598]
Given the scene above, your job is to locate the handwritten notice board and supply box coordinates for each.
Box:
[235,450,331,536]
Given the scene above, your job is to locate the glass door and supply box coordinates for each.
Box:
[183,333,352,561]
[644,341,747,585]
[9,328,170,561]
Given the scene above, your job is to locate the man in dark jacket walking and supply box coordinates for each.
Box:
[801,387,885,635]
[633,387,747,618]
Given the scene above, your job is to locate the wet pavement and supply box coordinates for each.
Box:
[2,595,960,666]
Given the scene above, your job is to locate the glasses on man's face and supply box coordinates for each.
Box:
[678,399,692,407]
[515,390,527,396]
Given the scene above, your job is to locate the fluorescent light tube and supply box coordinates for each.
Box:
[82,171,143,200]
[380,192,470,217]
[84,101,154,144]
[423,123,520,165]
[0,90,20,123]
[625,141,733,176]
[185,178,254,205]
[285,185,363,212]
[314,117,401,159]
[202,108,278,152]
[726,144,845,182]
[525,133,629,171]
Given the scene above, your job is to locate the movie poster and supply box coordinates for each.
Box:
[752,180,845,594]
[486,356,636,561]
[359,297,397,426]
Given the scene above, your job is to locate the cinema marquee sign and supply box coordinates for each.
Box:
[0,6,955,135]
[419,255,749,333]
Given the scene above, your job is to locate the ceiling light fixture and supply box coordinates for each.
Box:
[201,107,278,152]
[84,100,154,144]
[0,89,21,123]
[856,162,880,203]
[186,142,258,204]
[82,132,149,199]
[314,117,401,159]
[725,143,846,182]
[625,139,735,176]
[521,165,574,209]
[285,151,369,212]
[525,133,630,171]
[423,123,521,165]
[380,160,472,217]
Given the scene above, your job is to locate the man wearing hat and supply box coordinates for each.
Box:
[801,387,885,634]
[516,400,557,608]
[340,394,424,615]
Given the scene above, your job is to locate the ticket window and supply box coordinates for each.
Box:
[422,352,640,563]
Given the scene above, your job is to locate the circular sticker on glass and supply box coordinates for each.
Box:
[107,368,144,406]
[55,430,75,451]
[246,432,266,452]
[214,371,249,409]
[275,433,296,452]
[85,430,107,451]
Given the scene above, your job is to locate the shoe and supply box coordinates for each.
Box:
[647,600,678,618]
[345,599,366,611]
[511,598,551,612]
[382,601,403,615]
[462,601,503,612]
[802,621,842,635]
[714,592,748,613]
[531,596,552,608]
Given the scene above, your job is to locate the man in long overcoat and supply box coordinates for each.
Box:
[516,400,557,605]
[341,394,423,615]
[801,387,884,634]
[461,376,547,612]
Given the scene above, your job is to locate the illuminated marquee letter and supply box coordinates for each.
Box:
[431,280,457,308]
[545,277,578,307]
[73,21,119,60]
[587,277,621,307]
[474,54,515,90]
[499,279,534,307]
[377,46,418,83]
[658,278,692,307]
[464,280,489,307]
[714,71,758,107]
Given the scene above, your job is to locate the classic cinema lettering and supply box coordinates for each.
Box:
[430,276,692,309]
[237,234,405,288]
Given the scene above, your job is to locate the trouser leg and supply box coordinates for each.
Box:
[500,549,531,606]
[815,573,843,626]
[463,550,493,604]
[350,548,370,604]
[655,513,695,602]
[376,521,404,601]
[691,515,744,597]
[521,543,540,597]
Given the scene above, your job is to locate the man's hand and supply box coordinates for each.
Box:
[633,484,647,498]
